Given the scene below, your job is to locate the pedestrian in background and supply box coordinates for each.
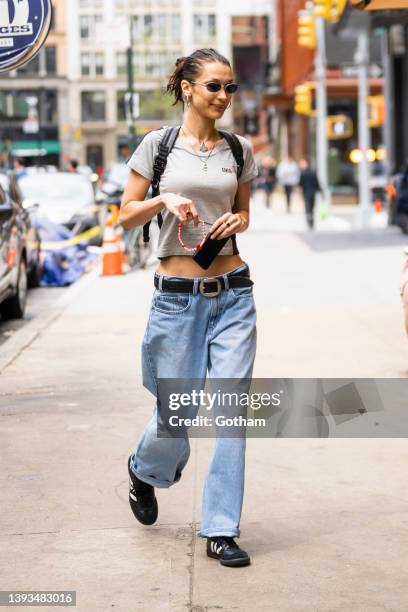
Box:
[299,158,321,230]
[13,157,28,180]
[67,159,79,173]
[276,155,300,213]
[258,156,277,208]
[118,143,130,163]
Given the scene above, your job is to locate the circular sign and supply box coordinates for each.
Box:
[0,0,52,73]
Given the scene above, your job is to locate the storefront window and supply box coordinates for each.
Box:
[81,91,106,121]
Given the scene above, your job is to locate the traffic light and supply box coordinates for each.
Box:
[368,95,385,128]
[313,0,331,19]
[330,0,348,21]
[326,115,353,140]
[294,83,315,116]
[297,12,316,49]
[314,0,347,22]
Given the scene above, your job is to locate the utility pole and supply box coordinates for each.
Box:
[315,14,331,212]
[355,27,371,228]
[126,16,137,152]
[381,28,394,180]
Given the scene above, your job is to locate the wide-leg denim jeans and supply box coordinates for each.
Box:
[129,262,257,538]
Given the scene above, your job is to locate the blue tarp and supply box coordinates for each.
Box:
[32,217,97,287]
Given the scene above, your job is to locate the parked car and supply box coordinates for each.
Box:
[98,162,152,203]
[0,171,42,319]
[0,170,42,288]
[26,165,58,175]
[18,172,108,246]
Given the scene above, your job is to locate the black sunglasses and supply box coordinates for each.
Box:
[190,81,239,94]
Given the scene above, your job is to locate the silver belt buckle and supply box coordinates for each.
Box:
[199,277,222,298]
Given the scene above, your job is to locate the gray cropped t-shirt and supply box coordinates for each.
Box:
[126,127,258,259]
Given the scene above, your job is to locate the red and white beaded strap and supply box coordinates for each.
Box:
[177,217,207,252]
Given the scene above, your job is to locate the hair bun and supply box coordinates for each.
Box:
[176,56,186,68]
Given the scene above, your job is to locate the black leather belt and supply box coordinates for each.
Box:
[154,273,253,298]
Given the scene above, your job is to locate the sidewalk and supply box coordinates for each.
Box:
[0,196,407,611]
[250,190,407,378]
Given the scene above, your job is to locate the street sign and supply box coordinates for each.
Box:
[22,95,39,133]
[0,0,52,73]
[342,63,383,78]
[124,92,140,123]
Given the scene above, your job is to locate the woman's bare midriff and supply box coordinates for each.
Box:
[156,254,245,278]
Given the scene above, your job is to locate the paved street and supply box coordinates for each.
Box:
[1,192,407,611]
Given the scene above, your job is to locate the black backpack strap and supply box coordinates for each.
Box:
[143,125,181,243]
[218,130,245,255]
[217,130,244,181]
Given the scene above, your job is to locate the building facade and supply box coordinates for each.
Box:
[65,0,274,170]
[370,11,408,175]
[264,1,386,201]
[0,0,68,167]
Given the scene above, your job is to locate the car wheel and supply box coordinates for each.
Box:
[0,258,28,319]
[27,261,41,288]
[27,244,42,288]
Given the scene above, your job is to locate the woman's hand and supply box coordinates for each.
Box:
[161,193,199,226]
[210,212,246,240]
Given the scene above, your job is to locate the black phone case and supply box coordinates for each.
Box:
[192,232,230,270]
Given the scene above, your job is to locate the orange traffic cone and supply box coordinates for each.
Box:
[115,223,126,267]
[374,199,382,213]
[101,220,123,276]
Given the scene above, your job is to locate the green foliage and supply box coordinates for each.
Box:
[139,90,180,121]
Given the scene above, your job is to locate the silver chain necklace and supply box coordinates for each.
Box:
[181,126,216,172]
[181,124,218,153]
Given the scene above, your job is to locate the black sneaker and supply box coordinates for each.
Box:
[128,456,158,525]
[206,536,251,567]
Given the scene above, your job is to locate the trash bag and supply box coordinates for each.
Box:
[31,217,97,287]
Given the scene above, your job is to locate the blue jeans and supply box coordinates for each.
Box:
[129,262,257,538]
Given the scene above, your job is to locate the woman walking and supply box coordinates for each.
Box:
[276,155,300,213]
[119,48,258,567]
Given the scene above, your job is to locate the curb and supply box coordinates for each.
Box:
[0,265,100,375]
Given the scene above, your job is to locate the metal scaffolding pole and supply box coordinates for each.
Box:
[356,27,372,228]
[126,16,137,153]
[315,15,331,212]
[381,29,394,179]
